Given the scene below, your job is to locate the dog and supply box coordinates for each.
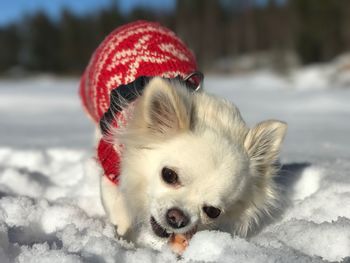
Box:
[80,21,287,251]
[100,77,287,250]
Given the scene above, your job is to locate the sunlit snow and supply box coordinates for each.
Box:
[0,71,349,262]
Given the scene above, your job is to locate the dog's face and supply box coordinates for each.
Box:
[117,78,287,244]
[145,130,250,238]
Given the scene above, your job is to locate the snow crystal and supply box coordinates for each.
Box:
[17,243,83,263]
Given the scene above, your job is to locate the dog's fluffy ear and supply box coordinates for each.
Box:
[244,120,287,177]
[136,77,192,136]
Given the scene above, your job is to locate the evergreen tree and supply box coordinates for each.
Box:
[22,11,61,72]
[0,25,19,72]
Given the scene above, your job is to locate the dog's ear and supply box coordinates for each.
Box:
[137,77,192,136]
[244,120,287,177]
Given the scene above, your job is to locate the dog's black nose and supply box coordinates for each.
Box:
[166,207,189,228]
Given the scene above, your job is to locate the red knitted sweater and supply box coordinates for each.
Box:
[79,21,198,184]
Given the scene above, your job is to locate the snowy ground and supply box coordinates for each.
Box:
[0,72,349,262]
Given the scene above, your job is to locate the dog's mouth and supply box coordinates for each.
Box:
[150,216,170,238]
[150,216,197,239]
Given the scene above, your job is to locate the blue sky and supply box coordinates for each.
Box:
[0,0,176,26]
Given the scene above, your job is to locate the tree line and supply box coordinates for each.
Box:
[0,0,350,75]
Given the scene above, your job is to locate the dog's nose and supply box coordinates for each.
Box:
[166,207,189,228]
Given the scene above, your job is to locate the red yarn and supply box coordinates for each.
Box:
[80,20,197,123]
[97,139,120,184]
[80,21,198,185]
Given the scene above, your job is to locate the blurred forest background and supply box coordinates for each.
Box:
[1,0,350,75]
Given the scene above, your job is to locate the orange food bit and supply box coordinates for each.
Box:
[169,233,189,254]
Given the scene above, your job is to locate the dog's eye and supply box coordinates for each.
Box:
[203,206,221,219]
[161,167,179,185]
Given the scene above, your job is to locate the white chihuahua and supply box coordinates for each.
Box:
[99,77,287,250]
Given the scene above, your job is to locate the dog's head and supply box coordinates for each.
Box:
[117,78,287,243]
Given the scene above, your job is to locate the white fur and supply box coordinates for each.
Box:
[99,77,287,249]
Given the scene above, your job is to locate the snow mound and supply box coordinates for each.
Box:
[185,231,324,263]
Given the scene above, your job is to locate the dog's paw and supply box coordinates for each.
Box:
[114,221,129,237]
[114,225,122,238]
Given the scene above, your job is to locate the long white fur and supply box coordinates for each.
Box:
[100,77,287,248]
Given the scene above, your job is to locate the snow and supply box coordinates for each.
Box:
[0,72,349,262]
